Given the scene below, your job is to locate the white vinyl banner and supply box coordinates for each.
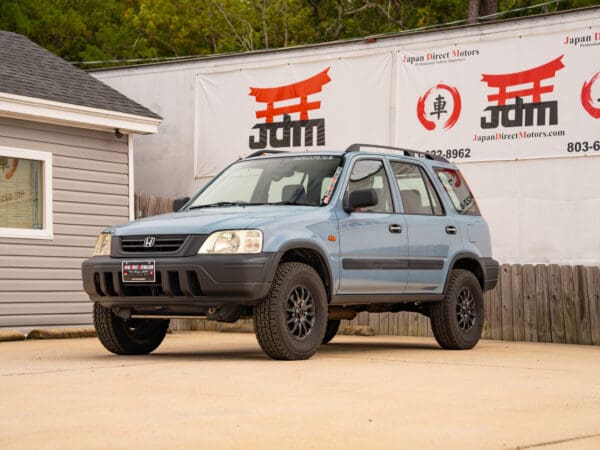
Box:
[396,29,600,162]
[195,53,392,178]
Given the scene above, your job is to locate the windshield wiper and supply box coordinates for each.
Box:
[188,201,246,209]
[266,201,313,206]
[189,201,314,209]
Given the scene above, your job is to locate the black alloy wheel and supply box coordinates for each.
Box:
[430,269,484,350]
[286,286,316,340]
[254,262,328,360]
[456,286,477,332]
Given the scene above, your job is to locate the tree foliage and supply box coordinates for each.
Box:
[0,0,598,67]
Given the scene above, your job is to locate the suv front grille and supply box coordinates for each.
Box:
[120,235,187,253]
[93,270,204,297]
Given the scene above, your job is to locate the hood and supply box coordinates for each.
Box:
[110,205,316,236]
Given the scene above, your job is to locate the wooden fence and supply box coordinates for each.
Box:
[135,192,174,219]
[135,193,600,345]
[342,264,600,346]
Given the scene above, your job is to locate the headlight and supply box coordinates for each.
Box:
[198,230,262,254]
[93,233,112,256]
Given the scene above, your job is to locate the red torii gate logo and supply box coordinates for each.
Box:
[248,68,331,149]
[480,55,565,129]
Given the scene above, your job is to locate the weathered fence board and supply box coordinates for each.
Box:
[491,273,503,340]
[535,265,552,343]
[586,267,600,346]
[522,265,538,342]
[511,265,525,342]
[398,312,409,336]
[560,266,578,344]
[548,265,566,344]
[136,192,600,346]
[408,312,419,337]
[368,313,380,334]
[500,265,514,341]
[358,311,369,326]
[575,266,592,345]
[417,313,429,337]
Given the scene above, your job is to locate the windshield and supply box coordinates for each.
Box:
[188,155,343,208]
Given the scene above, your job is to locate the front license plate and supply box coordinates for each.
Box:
[122,260,156,283]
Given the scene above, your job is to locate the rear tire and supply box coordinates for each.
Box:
[93,303,169,355]
[430,269,483,350]
[254,262,327,360]
[322,320,340,344]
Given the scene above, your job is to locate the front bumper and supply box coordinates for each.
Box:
[82,253,278,308]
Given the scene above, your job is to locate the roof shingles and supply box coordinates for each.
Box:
[0,31,160,120]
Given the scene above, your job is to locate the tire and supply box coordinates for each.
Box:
[254,262,328,360]
[322,320,340,344]
[430,269,483,350]
[93,303,169,355]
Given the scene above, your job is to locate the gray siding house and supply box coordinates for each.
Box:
[0,31,161,330]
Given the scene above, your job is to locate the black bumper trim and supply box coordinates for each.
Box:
[82,253,277,306]
[482,257,499,292]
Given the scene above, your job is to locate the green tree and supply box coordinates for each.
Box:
[0,0,599,67]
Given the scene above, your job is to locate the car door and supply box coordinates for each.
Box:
[389,160,454,294]
[336,158,409,296]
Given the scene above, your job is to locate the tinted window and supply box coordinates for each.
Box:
[189,156,342,207]
[391,162,443,216]
[345,159,393,213]
[434,168,481,215]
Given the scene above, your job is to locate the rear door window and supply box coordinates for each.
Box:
[391,162,443,216]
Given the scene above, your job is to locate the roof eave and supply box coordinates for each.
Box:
[0,92,161,135]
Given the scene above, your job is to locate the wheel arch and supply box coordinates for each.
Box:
[271,241,333,303]
[445,253,485,293]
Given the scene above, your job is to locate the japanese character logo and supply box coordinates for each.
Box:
[417,84,462,131]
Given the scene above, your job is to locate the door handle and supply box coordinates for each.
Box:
[445,225,457,235]
[389,224,402,233]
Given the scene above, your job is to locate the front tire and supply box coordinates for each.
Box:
[254,262,327,360]
[322,320,340,344]
[430,269,483,350]
[93,303,169,355]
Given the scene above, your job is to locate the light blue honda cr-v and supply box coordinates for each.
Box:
[83,144,499,360]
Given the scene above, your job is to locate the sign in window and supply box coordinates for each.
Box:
[0,147,52,239]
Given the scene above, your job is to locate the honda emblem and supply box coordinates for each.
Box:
[144,236,156,248]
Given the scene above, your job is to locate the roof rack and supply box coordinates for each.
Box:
[345,143,450,163]
[244,150,288,159]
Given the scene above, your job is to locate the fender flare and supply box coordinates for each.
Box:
[269,240,334,295]
[442,252,485,294]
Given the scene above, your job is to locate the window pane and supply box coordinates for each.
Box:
[391,162,443,216]
[189,156,342,207]
[268,171,306,203]
[199,166,263,204]
[0,156,43,229]
[346,160,393,213]
[434,168,481,216]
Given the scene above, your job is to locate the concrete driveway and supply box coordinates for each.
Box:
[1,332,599,450]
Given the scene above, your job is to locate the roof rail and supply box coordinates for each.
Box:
[345,143,450,163]
[244,150,288,159]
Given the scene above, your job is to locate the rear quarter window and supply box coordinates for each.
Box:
[434,168,481,216]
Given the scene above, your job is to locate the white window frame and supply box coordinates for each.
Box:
[0,145,53,240]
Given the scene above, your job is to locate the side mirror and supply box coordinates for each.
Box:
[173,197,190,212]
[344,189,378,212]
